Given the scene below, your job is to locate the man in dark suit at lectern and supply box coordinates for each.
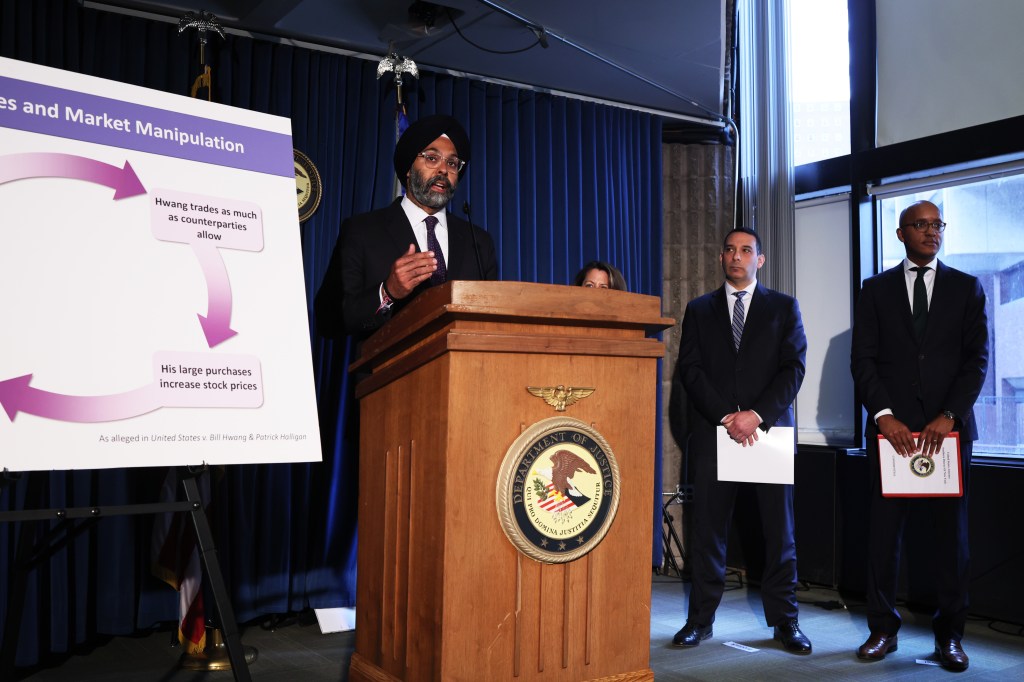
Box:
[315,114,497,340]
[673,228,811,654]
[851,200,988,671]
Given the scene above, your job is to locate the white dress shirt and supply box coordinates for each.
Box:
[903,256,937,310]
[722,278,761,424]
[400,195,449,262]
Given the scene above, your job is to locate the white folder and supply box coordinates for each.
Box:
[878,432,963,497]
[716,426,795,484]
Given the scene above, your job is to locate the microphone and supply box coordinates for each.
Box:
[463,200,485,280]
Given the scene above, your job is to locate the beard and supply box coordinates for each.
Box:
[407,167,455,209]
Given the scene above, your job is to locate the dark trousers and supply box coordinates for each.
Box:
[687,449,799,628]
[865,436,972,641]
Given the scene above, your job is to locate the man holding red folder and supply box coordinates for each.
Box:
[851,200,989,671]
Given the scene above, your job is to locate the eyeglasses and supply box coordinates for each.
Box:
[900,219,946,233]
[417,152,465,173]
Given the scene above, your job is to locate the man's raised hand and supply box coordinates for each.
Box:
[385,244,437,298]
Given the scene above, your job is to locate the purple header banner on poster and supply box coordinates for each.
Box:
[0,75,293,178]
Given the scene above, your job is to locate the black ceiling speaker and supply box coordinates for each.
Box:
[408,1,442,28]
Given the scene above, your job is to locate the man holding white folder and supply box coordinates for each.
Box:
[673,228,809,654]
[851,200,989,671]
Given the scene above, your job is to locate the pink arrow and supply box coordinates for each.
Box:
[0,374,161,423]
[192,243,237,347]
[0,152,146,199]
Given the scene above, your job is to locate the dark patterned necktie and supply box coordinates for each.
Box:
[732,291,747,351]
[911,266,929,341]
[424,215,447,285]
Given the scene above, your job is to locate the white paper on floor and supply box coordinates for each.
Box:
[723,641,760,652]
[313,607,355,634]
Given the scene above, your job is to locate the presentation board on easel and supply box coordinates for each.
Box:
[0,57,321,472]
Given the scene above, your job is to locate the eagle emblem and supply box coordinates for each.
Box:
[549,449,597,501]
[376,52,419,82]
[526,385,595,412]
[177,10,226,41]
[496,417,621,563]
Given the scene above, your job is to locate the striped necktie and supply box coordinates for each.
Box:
[732,291,747,351]
[425,215,447,285]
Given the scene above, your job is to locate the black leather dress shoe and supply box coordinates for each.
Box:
[935,638,969,672]
[857,632,898,660]
[672,622,712,647]
[773,619,812,654]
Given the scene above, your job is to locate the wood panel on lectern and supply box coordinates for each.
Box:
[347,281,672,682]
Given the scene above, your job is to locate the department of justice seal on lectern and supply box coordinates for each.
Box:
[496,417,620,563]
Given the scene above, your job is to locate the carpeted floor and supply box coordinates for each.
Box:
[15,575,1024,680]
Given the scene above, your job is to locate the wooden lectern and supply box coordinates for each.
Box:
[348,281,673,682]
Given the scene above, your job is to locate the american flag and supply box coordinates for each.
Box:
[151,469,209,654]
[392,104,410,199]
[538,482,578,512]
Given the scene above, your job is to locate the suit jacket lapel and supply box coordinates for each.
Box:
[383,198,418,254]
[446,215,464,276]
[923,261,950,339]
[744,284,768,337]
[881,264,916,340]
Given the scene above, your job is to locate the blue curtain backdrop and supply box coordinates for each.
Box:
[0,0,664,667]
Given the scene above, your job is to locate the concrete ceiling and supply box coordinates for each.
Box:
[92,0,726,122]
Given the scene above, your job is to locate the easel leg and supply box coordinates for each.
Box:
[180,468,252,682]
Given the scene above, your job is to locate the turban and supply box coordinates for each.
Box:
[393,114,470,186]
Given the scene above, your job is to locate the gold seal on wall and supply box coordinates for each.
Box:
[496,417,620,563]
[294,149,322,223]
